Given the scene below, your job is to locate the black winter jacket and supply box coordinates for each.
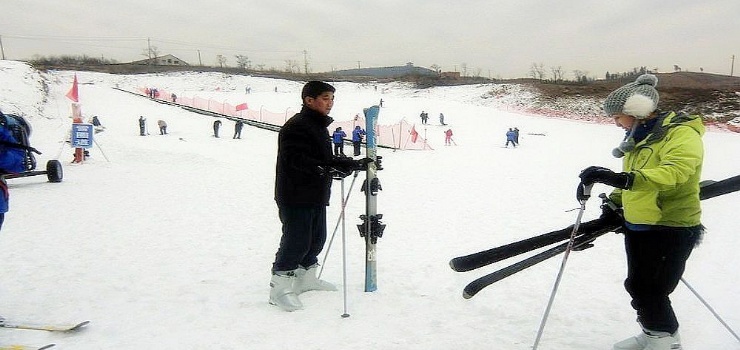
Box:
[274,106,334,206]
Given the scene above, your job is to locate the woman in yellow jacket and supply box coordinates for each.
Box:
[579,74,704,350]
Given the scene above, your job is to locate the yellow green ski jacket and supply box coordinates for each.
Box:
[610,112,705,227]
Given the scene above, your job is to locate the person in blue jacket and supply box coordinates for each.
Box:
[351,125,366,156]
[332,127,346,156]
[0,122,29,231]
[505,128,517,148]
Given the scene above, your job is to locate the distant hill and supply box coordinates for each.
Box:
[329,62,437,78]
[527,72,740,122]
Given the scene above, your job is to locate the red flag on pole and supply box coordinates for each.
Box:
[66,74,79,102]
[235,103,248,111]
[410,125,419,143]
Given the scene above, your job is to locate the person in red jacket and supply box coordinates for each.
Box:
[444,129,453,146]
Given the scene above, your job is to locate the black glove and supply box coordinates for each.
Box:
[331,156,373,172]
[600,203,624,228]
[328,167,353,179]
[579,166,633,189]
[355,157,373,170]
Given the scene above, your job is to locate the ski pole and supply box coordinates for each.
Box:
[319,170,360,278]
[680,277,740,343]
[340,175,350,318]
[532,182,592,350]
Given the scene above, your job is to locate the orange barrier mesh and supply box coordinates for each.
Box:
[137,87,432,149]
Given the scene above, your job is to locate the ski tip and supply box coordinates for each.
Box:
[70,320,91,331]
[462,290,474,299]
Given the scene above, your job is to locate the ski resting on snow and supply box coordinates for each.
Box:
[0,344,55,350]
[0,320,90,332]
[452,174,740,299]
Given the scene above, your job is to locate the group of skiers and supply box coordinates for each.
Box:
[138,116,168,136]
[505,127,520,147]
[419,111,447,125]
[331,125,366,156]
[213,119,244,139]
[136,117,244,139]
[266,76,706,350]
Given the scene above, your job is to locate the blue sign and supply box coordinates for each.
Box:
[71,123,94,149]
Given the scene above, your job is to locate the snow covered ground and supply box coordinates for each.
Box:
[1,60,739,349]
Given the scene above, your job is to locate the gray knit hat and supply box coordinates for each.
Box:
[603,74,659,118]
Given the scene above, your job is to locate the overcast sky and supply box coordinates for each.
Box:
[3,0,738,79]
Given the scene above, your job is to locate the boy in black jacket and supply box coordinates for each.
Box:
[270,81,369,311]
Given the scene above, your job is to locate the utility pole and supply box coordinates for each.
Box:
[357,61,361,69]
[197,50,202,66]
[0,35,5,60]
[303,50,308,75]
[731,55,735,77]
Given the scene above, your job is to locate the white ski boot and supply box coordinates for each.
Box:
[613,330,681,350]
[294,264,337,294]
[613,332,647,350]
[269,271,303,312]
[644,330,681,350]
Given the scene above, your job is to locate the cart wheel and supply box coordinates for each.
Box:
[46,160,63,183]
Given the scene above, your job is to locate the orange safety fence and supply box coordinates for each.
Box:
[137,87,432,149]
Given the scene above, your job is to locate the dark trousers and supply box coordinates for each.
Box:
[272,205,327,272]
[334,143,344,156]
[353,141,362,156]
[623,226,702,333]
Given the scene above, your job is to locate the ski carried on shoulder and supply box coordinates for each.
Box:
[454,174,740,299]
[0,320,89,332]
[358,105,385,292]
[0,344,55,350]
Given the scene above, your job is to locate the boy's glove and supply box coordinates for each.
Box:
[328,167,353,179]
[331,156,373,172]
[579,166,633,189]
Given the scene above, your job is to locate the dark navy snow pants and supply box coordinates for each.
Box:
[623,225,702,333]
[272,205,327,273]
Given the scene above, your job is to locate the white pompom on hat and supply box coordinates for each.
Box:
[603,74,659,118]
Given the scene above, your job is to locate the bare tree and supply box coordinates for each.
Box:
[673,64,682,72]
[430,64,441,73]
[573,69,587,82]
[460,63,468,77]
[284,60,300,73]
[142,46,160,65]
[550,66,564,82]
[216,55,227,68]
[529,62,545,80]
[235,55,251,69]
